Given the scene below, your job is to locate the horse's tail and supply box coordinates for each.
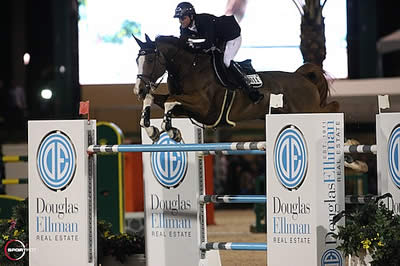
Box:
[295,63,330,107]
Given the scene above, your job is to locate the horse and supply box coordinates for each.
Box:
[133,34,339,142]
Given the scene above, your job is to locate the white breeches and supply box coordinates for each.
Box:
[223,35,242,67]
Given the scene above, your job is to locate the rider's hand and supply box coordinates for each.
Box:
[187,38,206,49]
[187,41,195,48]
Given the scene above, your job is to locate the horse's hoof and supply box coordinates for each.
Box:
[150,127,160,142]
[161,118,172,132]
[168,128,182,142]
[145,126,160,142]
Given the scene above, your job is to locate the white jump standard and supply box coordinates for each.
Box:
[28,120,97,266]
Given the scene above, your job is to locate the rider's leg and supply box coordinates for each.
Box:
[228,61,264,104]
[224,36,242,67]
[229,61,264,104]
[224,37,264,104]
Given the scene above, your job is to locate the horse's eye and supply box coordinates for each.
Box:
[147,58,154,63]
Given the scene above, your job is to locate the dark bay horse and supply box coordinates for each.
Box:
[134,35,339,142]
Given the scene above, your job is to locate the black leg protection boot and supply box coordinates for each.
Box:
[229,61,264,104]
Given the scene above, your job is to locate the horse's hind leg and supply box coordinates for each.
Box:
[140,94,160,142]
[161,101,182,142]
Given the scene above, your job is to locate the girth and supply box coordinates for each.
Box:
[206,89,236,128]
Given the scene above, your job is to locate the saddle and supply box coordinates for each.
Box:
[202,50,264,129]
[211,50,263,90]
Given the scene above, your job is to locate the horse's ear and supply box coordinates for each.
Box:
[132,34,144,48]
[145,34,152,43]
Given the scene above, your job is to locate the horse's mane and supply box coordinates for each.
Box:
[155,35,197,54]
[155,35,181,47]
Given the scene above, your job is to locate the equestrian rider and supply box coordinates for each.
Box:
[174,2,264,104]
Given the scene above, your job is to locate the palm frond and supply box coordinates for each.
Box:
[291,0,304,15]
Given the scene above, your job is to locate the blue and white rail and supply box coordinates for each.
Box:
[87,141,266,153]
[200,150,265,155]
[88,143,377,154]
[200,242,267,251]
[199,195,266,204]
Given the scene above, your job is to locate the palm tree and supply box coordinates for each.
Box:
[292,0,328,68]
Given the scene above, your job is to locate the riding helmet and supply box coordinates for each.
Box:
[174,2,196,18]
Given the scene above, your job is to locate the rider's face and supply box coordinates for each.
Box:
[179,16,191,28]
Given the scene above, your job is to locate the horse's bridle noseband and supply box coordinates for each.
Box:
[136,49,166,93]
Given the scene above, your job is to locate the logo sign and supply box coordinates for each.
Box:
[37,131,76,190]
[4,239,26,261]
[388,126,400,188]
[274,126,308,190]
[151,132,187,188]
[321,249,342,266]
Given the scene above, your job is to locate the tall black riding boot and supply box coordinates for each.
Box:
[229,61,264,104]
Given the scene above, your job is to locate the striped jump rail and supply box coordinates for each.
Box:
[88,143,376,154]
[200,194,392,205]
[200,194,387,204]
[202,145,377,156]
[199,195,266,204]
[200,150,265,155]
[1,153,113,162]
[1,155,28,163]
[343,145,377,154]
[0,146,377,161]
[345,195,376,204]
[345,193,392,204]
[1,178,28,185]
[87,142,266,153]
[201,242,267,251]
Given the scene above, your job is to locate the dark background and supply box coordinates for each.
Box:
[0,0,399,143]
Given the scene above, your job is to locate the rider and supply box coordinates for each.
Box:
[173,2,264,104]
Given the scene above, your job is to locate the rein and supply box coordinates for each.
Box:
[137,39,201,96]
[136,49,167,93]
[158,42,199,94]
[137,72,166,92]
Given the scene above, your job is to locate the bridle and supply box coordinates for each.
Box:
[136,48,167,93]
[136,40,198,94]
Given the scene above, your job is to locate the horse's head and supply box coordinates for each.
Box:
[133,34,167,99]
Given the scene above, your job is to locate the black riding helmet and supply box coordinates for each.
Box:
[174,2,196,18]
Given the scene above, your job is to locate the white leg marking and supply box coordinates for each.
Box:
[161,102,181,131]
[143,94,154,108]
[140,94,154,127]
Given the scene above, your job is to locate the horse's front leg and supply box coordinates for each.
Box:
[140,94,160,142]
[161,101,182,142]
